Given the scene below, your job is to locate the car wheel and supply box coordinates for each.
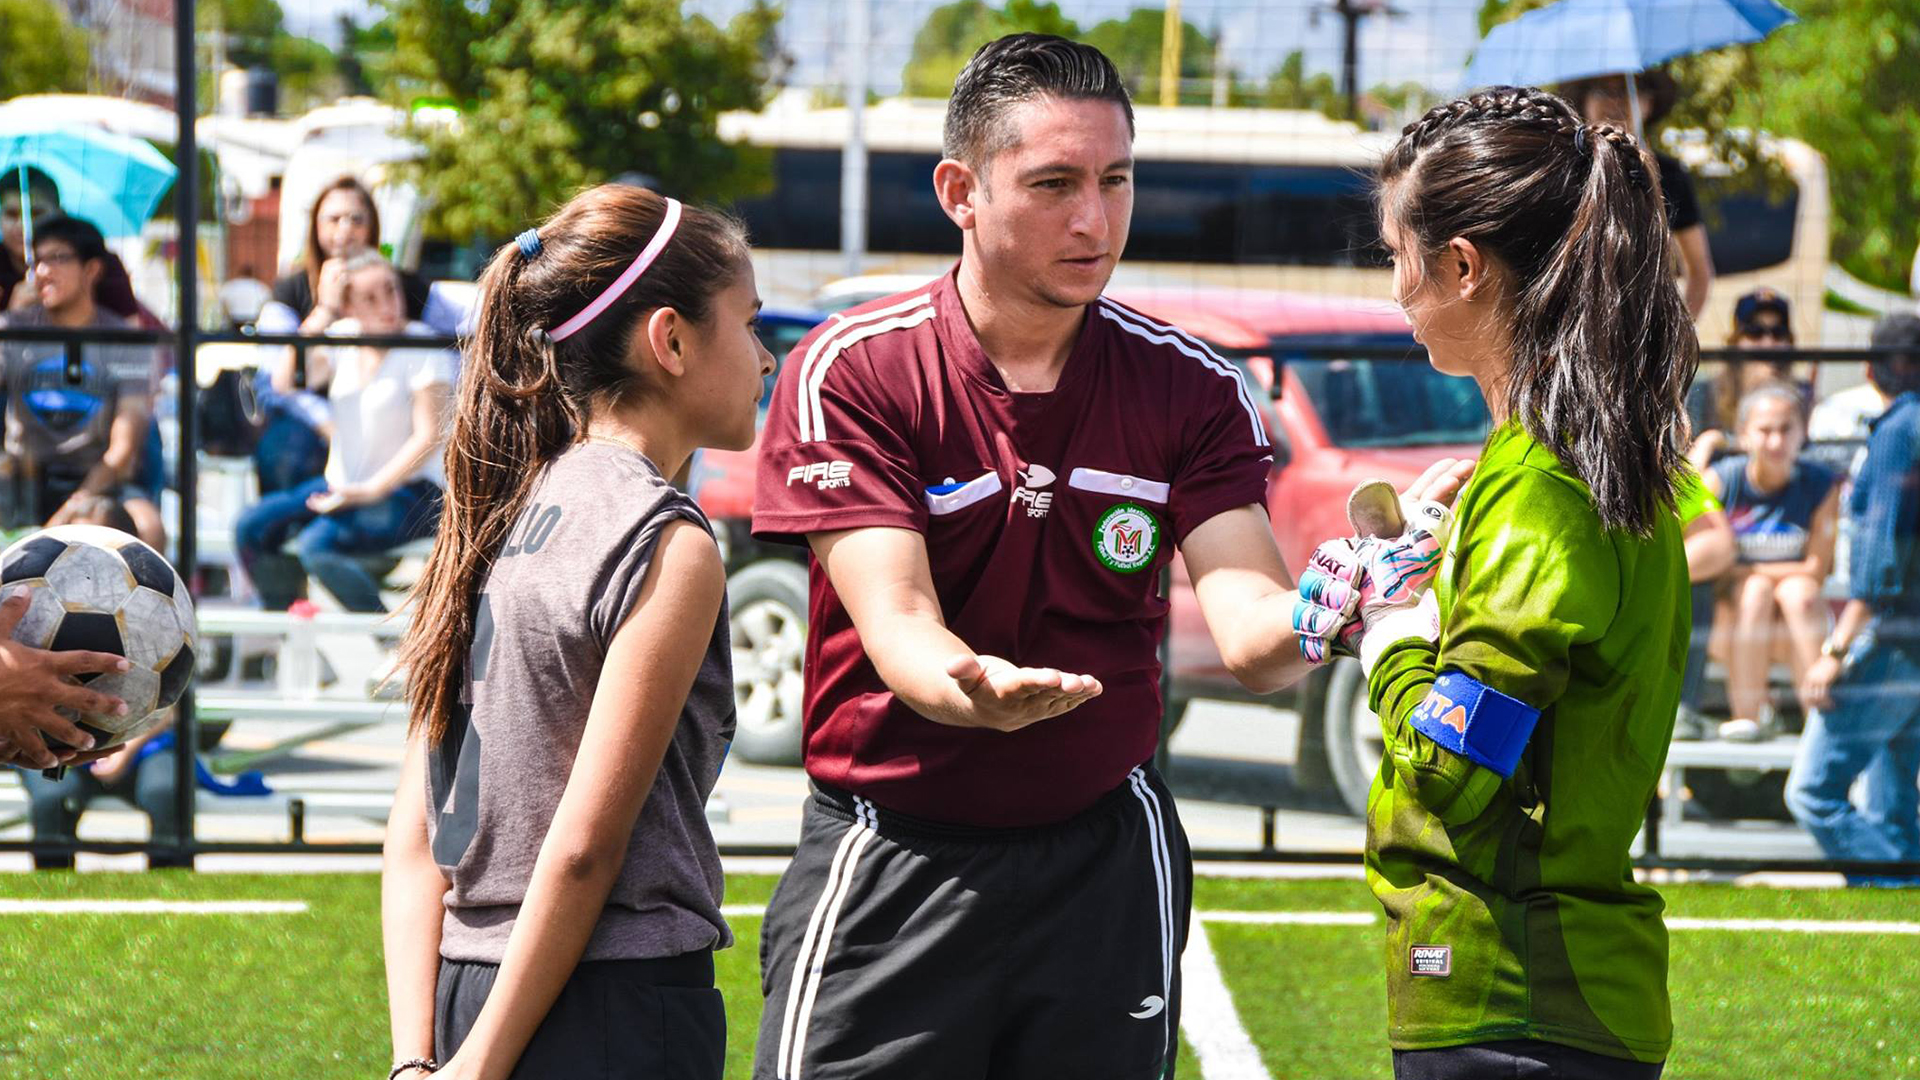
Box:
[727,560,810,766]
[1321,658,1384,818]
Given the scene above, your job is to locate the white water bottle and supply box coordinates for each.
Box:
[279,599,320,699]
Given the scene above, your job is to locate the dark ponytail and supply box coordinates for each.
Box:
[401,185,748,745]
[1379,86,1697,536]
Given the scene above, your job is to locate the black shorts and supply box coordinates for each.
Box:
[435,951,723,1079]
[753,764,1191,1080]
[1393,1039,1666,1080]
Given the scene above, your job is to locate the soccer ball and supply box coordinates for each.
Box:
[1,525,197,750]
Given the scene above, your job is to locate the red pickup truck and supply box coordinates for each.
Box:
[694,289,1489,816]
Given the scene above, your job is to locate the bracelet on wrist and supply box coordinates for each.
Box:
[388,1058,437,1080]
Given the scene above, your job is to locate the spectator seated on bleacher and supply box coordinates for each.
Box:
[233,252,451,615]
[18,712,186,870]
[1704,382,1842,742]
[250,176,436,499]
[1687,287,1813,473]
[0,214,164,548]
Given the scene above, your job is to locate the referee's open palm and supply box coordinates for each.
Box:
[946,653,1103,732]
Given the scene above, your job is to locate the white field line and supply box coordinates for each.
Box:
[0,900,309,915]
[1666,916,1920,934]
[1201,911,1377,926]
[1180,922,1275,1080]
[725,905,1920,936]
[22,903,1901,935]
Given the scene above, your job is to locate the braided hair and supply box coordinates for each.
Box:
[400,185,750,745]
[1379,85,1696,536]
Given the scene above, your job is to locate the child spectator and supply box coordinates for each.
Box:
[233,252,451,614]
[250,176,433,496]
[1705,382,1842,740]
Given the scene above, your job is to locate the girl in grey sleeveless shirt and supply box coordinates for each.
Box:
[383,185,775,1080]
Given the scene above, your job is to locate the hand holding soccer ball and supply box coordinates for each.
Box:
[0,526,197,768]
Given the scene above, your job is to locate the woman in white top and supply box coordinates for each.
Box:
[234,252,453,612]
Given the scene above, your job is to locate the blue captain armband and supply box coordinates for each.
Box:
[1407,671,1542,778]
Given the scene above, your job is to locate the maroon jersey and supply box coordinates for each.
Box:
[753,270,1271,826]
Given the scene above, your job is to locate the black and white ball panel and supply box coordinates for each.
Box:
[0,525,197,748]
[1,535,67,584]
[11,586,65,651]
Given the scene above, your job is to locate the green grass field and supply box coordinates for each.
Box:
[1,872,1916,1079]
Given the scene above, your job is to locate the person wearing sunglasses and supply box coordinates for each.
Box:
[1687,288,1813,472]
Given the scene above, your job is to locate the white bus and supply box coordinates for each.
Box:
[718,93,1830,344]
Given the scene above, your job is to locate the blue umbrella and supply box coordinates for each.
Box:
[0,122,177,240]
[1467,0,1797,93]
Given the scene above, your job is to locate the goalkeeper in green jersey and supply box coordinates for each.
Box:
[1288,87,1697,1079]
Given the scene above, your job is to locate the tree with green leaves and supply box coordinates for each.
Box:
[1081,8,1217,105]
[384,0,782,240]
[0,0,90,99]
[336,13,398,100]
[200,0,343,112]
[1260,50,1342,114]
[901,0,1081,98]
[1672,1,1920,290]
[1477,0,1920,290]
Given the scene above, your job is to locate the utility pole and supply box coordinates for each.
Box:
[1319,0,1405,121]
[841,0,871,278]
[1159,0,1183,108]
[1211,23,1229,107]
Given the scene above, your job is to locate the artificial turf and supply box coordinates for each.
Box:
[0,872,1913,1078]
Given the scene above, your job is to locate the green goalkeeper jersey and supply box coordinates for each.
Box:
[1366,421,1690,1063]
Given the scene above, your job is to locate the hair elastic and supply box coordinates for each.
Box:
[547,197,682,343]
[516,229,543,259]
[1573,126,1590,156]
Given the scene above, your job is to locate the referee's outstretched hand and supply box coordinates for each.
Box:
[946,653,1103,732]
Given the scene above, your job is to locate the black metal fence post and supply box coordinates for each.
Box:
[170,0,201,870]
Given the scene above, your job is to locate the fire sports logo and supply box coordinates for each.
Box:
[787,460,854,490]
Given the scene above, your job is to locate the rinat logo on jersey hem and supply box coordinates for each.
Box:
[1094,503,1159,573]
[1410,945,1451,977]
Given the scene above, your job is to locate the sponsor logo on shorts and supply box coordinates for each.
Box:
[787,460,854,490]
[1410,945,1452,977]
[1130,994,1166,1019]
[1094,503,1159,573]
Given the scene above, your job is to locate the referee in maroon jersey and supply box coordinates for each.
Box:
[750,34,1468,1080]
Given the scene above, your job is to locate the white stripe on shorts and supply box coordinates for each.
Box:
[777,796,880,1080]
[1127,767,1176,1059]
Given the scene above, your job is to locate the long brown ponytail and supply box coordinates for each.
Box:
[400,185,748,744]
[1378,86,1697,536]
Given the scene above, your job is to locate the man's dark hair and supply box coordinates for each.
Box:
[944,33,1133,171]
[1869,313,1920,397]
[32,213,109,265]
[1,167,60,209]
